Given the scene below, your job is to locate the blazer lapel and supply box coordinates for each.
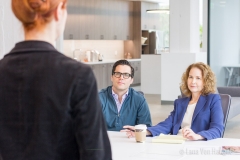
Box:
[192,95,207,122]
[173,97,190,134]
[178,98,190,122]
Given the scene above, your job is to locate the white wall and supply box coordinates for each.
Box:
[202,0,208,52]
[141,55,161,94]
[0,1,24,59]
[169,0,200,53]
[161,52,207,101]
[161,0,207,101]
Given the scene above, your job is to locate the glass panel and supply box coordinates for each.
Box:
[209,0,240,87]
[159,1,169,52]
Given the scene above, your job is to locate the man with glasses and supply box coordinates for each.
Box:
[99,60,152,131]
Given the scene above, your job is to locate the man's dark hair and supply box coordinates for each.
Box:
[112,60,134,78]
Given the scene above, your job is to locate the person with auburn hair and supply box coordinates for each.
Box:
[122,62,224,140]
[0,0,112,160]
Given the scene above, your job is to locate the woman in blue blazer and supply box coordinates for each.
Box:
[122,62,224,140]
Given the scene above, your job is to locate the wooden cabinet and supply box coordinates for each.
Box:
[65,0,133,40]
[89,63,112,91]
[135,61,141,84]
[141,2,150,30]
[142,30,159,55]
[99,64,109,89]
[108,0,121,40]
[141,30,150,54]
[107,63,114,86]
[124,1,160,59]
[94,0,109,40]
[89,64,101,90]
[81,0,95,40]
[141,2,160,30]
[123,1,133,40]
[118,1,133,40]
[130,61,141,85]
[148,3,161,30]
[78,0,85,39]
[64,0,80,39]
[108,0,133,40]
[88,60,141,90]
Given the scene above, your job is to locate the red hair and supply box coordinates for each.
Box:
[12,0,67,31]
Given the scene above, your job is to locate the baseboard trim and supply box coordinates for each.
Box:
[161,101,174,105]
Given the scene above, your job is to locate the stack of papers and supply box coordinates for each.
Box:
[152,134,186,144]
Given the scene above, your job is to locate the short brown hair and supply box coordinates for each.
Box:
[112,60,134,78]
[180,62,216,97]
[12,0,67,31]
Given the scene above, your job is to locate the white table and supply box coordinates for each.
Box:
[107,131,240,160]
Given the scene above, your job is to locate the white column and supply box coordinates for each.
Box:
[141,55,161,94]
[0,5,5,58]
[169,0,200,53]
[161,52,207,101]
[0,1,23,59]
[202,0,208,52]
[161,0,207,102]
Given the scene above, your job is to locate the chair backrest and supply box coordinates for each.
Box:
[219,94,231,137]
[179,87,188,98]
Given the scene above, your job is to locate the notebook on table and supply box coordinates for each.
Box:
[152,134,186,144]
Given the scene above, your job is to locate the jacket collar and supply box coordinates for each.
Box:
[5,40,57,57]
[172,97,189,134]
[178,97,190,122]
[172,95,208,134]
[107,86,132,96]
[178,95,207,126]
[192,95,207,122]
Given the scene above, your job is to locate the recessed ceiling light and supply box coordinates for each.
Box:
[146,9,169,13]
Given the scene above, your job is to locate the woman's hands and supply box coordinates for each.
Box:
[120,125,152,138]
[121,125,204,140]
[182,126,204,140]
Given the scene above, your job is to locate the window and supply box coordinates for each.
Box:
[209,0,240,86]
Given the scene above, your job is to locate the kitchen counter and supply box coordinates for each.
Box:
[82,58,141,65]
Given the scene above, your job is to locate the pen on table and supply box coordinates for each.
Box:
[127,128,135,132]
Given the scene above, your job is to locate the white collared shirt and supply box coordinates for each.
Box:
[112,89,128,113]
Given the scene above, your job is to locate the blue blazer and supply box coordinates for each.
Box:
[147,94,224,140]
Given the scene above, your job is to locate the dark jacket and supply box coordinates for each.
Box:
[99,86,152,131]
[0,41,112,160]
[148,94,224,140]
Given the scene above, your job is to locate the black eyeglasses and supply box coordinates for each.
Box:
[113,72,131,79]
